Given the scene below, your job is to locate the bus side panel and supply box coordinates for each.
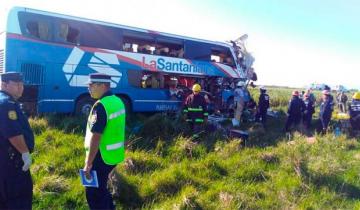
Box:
[131,88,180,112]
[6,37,77,113]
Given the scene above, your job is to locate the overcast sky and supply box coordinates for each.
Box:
[1,0,359,89]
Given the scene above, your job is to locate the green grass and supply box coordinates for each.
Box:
[28,88,360,209]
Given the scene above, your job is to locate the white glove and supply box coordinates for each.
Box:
[21,152,32,171]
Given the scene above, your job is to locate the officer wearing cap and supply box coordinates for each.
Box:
[285,90,306,133]
[0,72,34,209]
[318,90,334,134]
[83,73,126,209]
[302,93,315,131]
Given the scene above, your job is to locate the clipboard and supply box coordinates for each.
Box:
[79,169,99,188]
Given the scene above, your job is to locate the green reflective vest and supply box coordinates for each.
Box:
[85,95,126,165]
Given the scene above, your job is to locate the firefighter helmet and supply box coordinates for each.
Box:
[192,84,201,92]
[353,92,360,100]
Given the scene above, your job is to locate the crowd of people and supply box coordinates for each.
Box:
[181,81,360,139]
[284,87,360,137]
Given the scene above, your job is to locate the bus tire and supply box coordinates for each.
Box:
[75,96,95,116]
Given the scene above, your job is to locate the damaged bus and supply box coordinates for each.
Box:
[1,7,255,114]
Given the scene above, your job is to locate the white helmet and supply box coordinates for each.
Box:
[236,81,245,87]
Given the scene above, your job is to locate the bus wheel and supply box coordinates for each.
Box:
[75,96,95,115]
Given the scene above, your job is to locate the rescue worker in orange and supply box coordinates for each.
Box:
[183,84,208,138]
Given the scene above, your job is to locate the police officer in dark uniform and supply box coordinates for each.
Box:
[302,93,315,130]
[84,73,126,210]
[348,92,360,131]
[0,72,34,209]
[318,90,334,134]
[285,90,305,132]
[255,86,270,127]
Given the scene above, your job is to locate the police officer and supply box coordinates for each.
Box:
[305,88,316,105]
[285,90,305,132]
[302,93,315,130]
[83,73,126,210]
[348,92,360,131]
[183,84,208,138]
[318,90,334,134]
[255,86,270,127]
[0,72,34,209]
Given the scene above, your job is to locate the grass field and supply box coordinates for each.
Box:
[28,87,360,209]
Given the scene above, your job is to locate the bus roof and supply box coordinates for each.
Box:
[8,6,234,50]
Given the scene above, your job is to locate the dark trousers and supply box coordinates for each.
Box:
[320,116,331,130]
[188,122,204,138]
[0,149,33,210]
[317,115,331,134]
[285,116,301,132]
[86,153,116,210]
[350,118,360,130]
[303,114,313,129]
[255,110,267,125]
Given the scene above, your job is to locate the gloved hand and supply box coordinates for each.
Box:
[21,152,32,171]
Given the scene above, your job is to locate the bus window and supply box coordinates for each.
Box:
[38,22,50,40]
[154,46,169,56]
[211,47,235,67]
[25,21,50,40]
[141,74,152,88]
[127,70,143,87]
[123,43,133,52]
[155,37,184,58]
[59,23,80,44]
[123,31,155,54]
[128,70,165,89]
[211,55,220,62]
[140,72,165,89]
[138,44,153,54]
[184,40,211,61]
[26,21,39,38]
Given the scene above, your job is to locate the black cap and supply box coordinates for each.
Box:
[0,72,23,82]
[86,73,111,84]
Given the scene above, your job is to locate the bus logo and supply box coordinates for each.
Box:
[62,47,122,88]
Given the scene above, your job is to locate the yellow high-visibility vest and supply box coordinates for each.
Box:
[85,95,125,165]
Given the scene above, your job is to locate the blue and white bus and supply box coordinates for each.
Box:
[1,7,254,114]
